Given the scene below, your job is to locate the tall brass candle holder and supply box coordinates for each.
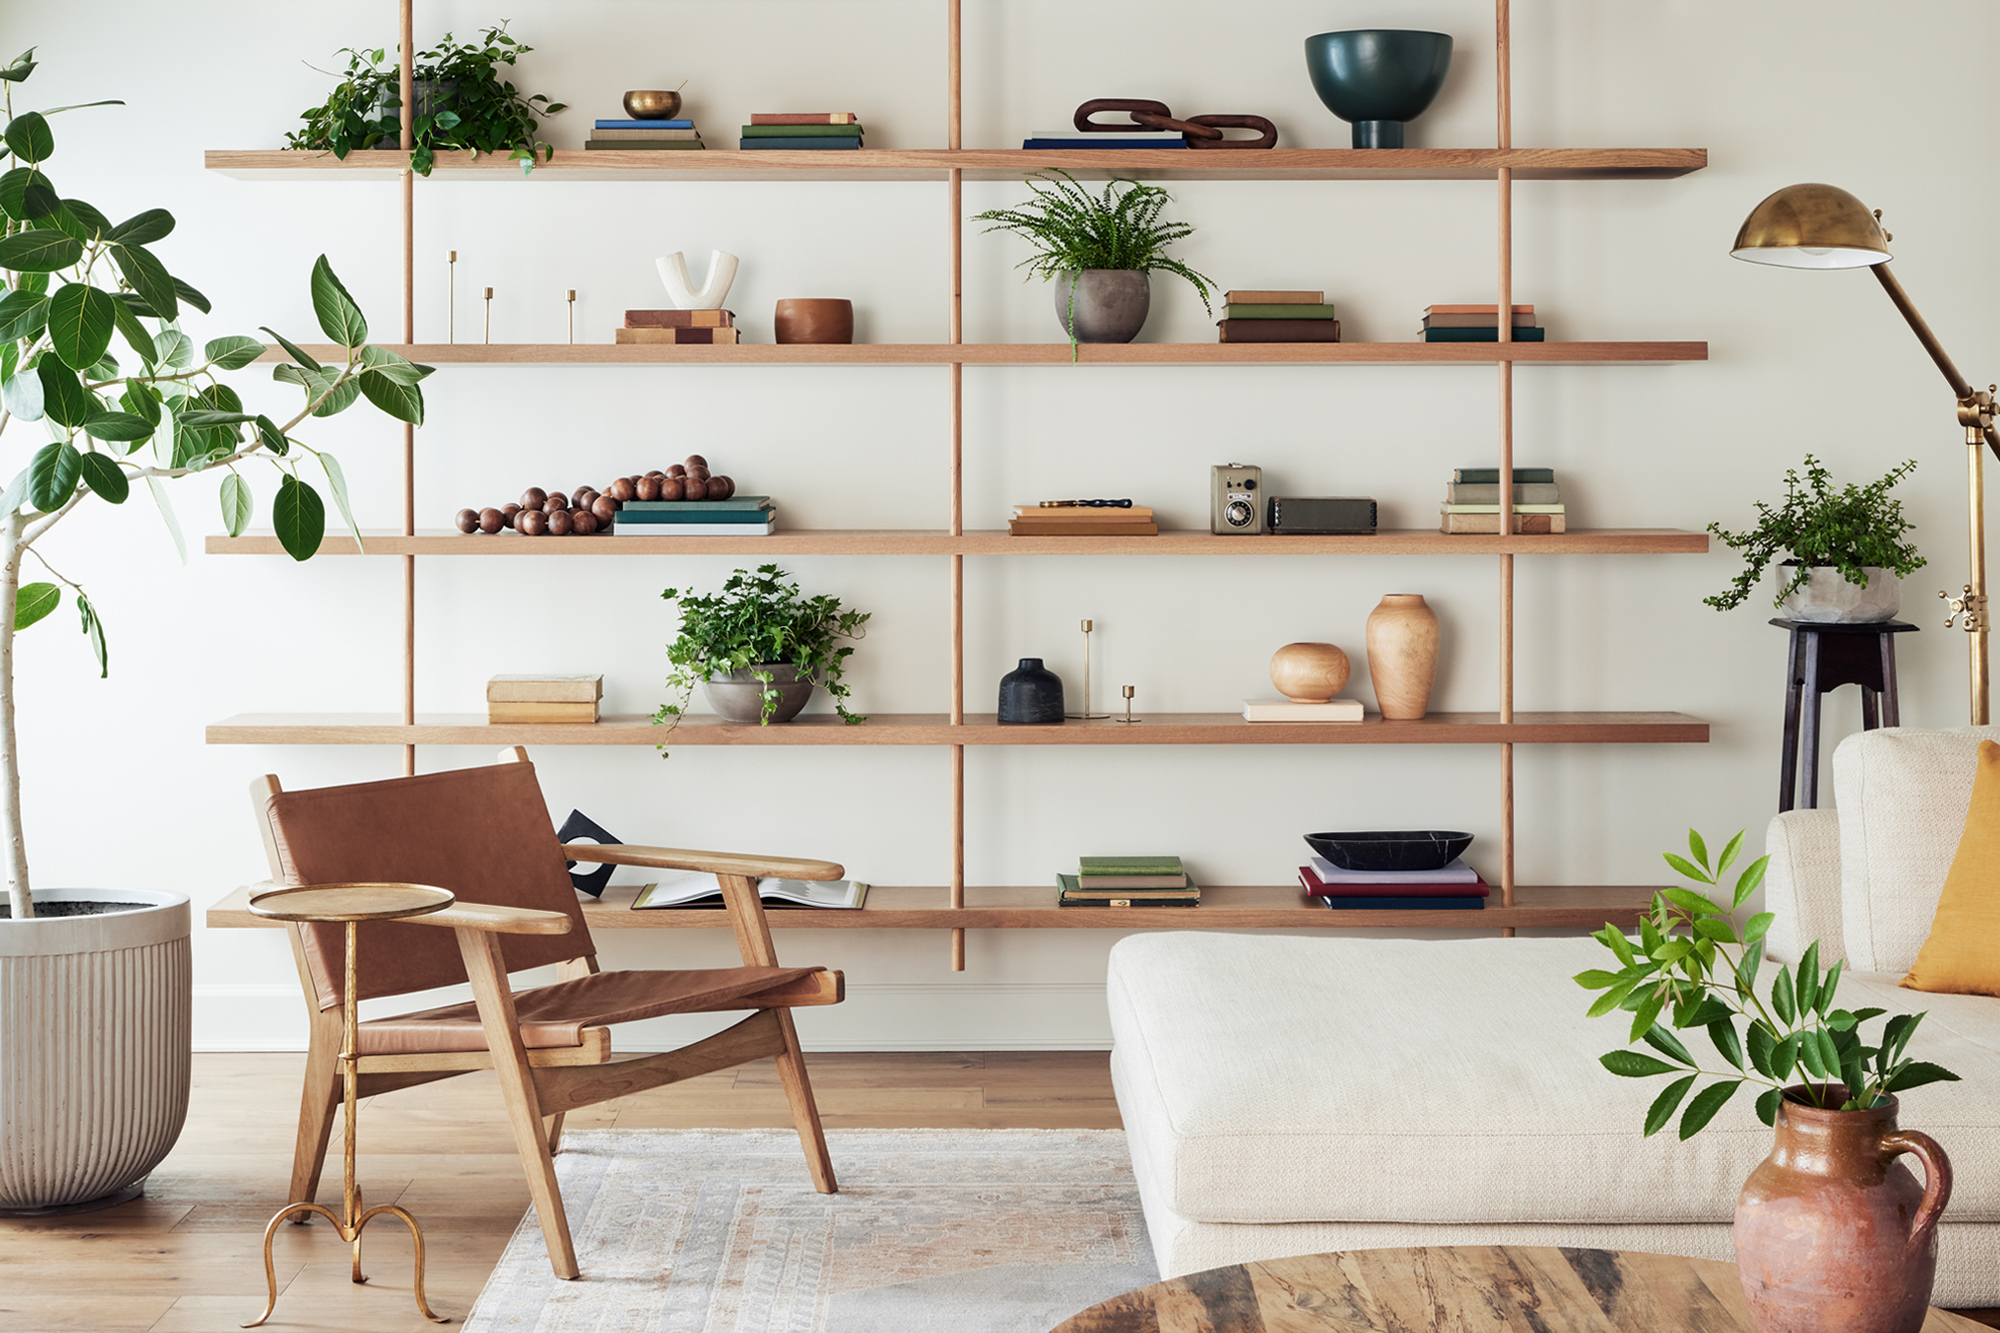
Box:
[1066,619,1110,718]
[446,250,457,344]
[566,289,577,344]
[483,286,494,344]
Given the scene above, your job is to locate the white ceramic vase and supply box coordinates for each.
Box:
[1778,565,1901,623]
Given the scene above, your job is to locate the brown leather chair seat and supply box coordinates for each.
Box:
[356,965,825,1055]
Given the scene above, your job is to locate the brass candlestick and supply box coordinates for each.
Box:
[1115,684,1141,724]
[565,289,577,344]
[446,250,456,344]
[483,287,494,344]
[1066,619,1110,718]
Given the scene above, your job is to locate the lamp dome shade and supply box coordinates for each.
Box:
[1732,183,1892,269]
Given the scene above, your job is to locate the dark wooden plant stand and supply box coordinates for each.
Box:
[1773,618,1917,811]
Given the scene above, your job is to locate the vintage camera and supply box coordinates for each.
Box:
[1267,496,1379,535]
[1210,464,1264,535]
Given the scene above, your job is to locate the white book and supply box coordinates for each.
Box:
[631,873,869,910]
[613,521,776,536]
[1309,855,1480,885]
[1242,697,1364,722]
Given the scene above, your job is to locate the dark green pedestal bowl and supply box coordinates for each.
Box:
[1304,29,1454,149]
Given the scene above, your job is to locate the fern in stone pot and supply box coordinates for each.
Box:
[1706,455,1925,622]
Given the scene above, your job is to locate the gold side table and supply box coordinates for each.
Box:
[243,882,456,1328]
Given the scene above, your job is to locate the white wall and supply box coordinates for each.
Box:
[11,1,1998,1051]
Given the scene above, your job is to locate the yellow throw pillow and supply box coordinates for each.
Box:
[1903,739,2000,995]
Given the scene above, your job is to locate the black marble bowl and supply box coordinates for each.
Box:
[1305,830,1472,873]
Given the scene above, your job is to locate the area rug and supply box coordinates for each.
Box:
[464,1128,1156,1333]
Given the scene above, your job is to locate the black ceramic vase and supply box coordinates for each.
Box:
[1304,30,1454,148]
[998,658,1065,724]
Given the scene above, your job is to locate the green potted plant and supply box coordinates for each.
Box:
[286,22,566,176]
[974,169,1215,352]
[654,565,869,742]
[0,51,428,1213]
[1577,830,1958,1333]
[1705,454,1925,623]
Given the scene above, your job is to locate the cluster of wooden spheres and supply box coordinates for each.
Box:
[455,457,735,536]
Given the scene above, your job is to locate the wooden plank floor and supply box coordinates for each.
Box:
[0,1051,1119,1333]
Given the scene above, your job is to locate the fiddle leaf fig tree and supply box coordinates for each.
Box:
[0,53,432,919]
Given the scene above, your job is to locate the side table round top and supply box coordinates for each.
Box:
[1049,1246,1986,1333]
[247,882,455,924]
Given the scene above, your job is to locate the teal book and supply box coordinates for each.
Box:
[584,140,706,151]
[621,496,772,512]
[1078,855,1183,875]
[741,123,864,138]
[1423,327,1546,342]
[1445,483,1562,505]
[1453,467,1556,484]
[1224,303,1337,321]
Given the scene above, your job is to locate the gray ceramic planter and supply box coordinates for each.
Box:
[1055,270,1151,344]
[1777,565,1902,623]
[705,663,816,723]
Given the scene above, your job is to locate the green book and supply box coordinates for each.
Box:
[1077,855,1183,875]
[1440,503,1566,514]
[1454,468,1556,484]
[741,123,864,138]
[1224,303,1337,320]
[1057,874,1201,905]
[585,139,706,150]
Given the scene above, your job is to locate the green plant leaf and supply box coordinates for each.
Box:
[1693,916,1738,944]
[152,326,192,369]
[1745,1023,1777,1078]
[75,449,127,502]
[1600,1049,1679,1079]
[1796,942,1821,1016]
[3,366,42,421]
[1661,853,1710,886]
[1678,1079,1742,1140]
[108,296,155,365]
[1814,1030,1843,1080]
[0,287,48,340]
[311,375,361,417]
[308,255,367,347]
[177,409,256,427]
[1797,1028,1827,1078]
[1659,884,1720,915]
[1716,829,1744,879]
[36,356,94,426]
[170,276,210,315]
[143,474,185,565]
[356,359,423,424]
[27,440,79,511]
[1742,912,1775,945]
[75,591,105,678]
[1708,1020,1745,1070]
[259,325,322,371]
[1687,829,1710,874]
[252,414,288,456]
[82,410,151,443]
[218,472,251,537]
[13,581,56,630]
[272,473,325,561]
[0,228,81,271]
[1628,986,1667,1045]
[5,110,52,164]
[1586,978,1639,1019]
[60,198,109,241]
[0,49,37,83]
[1643,1074,1697,1138]
[1640,1024,1696,1066]
[1772,965,1796,1026]
[1771,1032,1802,1082]
[0,166,57,220]
[1599,927,1636,969]
[1574,968,1628,991]
[201,335,265,371]
[107,208,172,245]
[317,451,362,547]
[358,343,431,386]
[1733,854,1771,909]
[1884,1061,1960,1093]
[109,242,177,320]
[1755,1086,1784,1127]
[1819,958,1843,1015]
[46,281,114,371]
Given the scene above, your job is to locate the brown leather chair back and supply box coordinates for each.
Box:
[259,760,593,1011]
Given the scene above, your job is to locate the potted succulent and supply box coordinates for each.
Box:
[1705,455,1925,622]
[1577,830,1959,1333]
[0,52,428,1213]
[974,170,1215,351]
[654,565,869,743]
[286,22,566,176]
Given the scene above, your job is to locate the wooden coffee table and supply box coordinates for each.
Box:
[1050,1246,1987,1332]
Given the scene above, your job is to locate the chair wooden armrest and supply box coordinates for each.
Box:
[404,902,574,935]
[564,842,844,882]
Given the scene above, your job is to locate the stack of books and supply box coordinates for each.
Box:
[615,494,776,537]
[1298,854,1489,910]
[1441,466,1565,534]
[1022,126,1187,150]
[618,309,739,346]
[1421,304,1545,342]
[488,674,601,725]
[1058,856,1199,907]
[742,113,863,150]
[586,117,704,151]
[1241,697,1363,722]
[1216,290,1341,344]
[1008,504,1157,537]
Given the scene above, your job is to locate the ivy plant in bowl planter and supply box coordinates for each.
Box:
[654,565,869,747]
[286,22,566,176]
[1705,454,1925,622]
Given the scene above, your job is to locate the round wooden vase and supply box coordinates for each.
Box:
[774,299,854,344]
[1734,1089,1951,1333]
[1365,594,1439,719]
[1270,643,1351,703]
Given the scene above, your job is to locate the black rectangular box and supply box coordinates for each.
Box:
[1267,496,1378,535]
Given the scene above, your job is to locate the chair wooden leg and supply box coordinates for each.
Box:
[457,928,580,1279]
[772,1009,837,1194]
[290,1007,343,1207]
[545,1112,567,1155]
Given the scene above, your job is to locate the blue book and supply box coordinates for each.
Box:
[1317,895,1487,910]
[1422,327,1547,343]
[740,137,862,150]
[1022,138,1187,150]
[596,118,695,129]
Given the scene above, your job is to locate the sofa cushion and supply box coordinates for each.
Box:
[1904,740,2000,997]
[1107,932,2000,1227]
[1833,726,2000,973]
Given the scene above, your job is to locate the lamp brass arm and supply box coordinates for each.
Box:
[1871,264,2000,457]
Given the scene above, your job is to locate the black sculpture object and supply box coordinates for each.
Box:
[557,809,620,897]
[998,659,1066,724]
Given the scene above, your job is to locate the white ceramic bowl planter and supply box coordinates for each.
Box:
[0,888,191,1214]
[1778,564,1903,623]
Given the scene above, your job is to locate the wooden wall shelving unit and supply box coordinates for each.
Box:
[204,0,1710,967]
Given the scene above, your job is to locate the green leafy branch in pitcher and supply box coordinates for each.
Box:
[1575,829,1959,1139]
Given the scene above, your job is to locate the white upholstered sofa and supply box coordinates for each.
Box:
[1107,726,2000,1304]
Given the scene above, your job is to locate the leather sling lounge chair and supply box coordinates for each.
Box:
[247,747,843,1279]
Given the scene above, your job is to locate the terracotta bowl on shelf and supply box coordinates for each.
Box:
[1305,830,1472,872]
[774,299,855,345]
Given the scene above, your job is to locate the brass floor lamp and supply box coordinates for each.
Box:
[1732,183,2000,724]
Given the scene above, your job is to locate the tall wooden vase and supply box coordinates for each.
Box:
[1365,594,1439,720]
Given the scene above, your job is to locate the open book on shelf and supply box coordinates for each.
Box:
[630,875,869,910]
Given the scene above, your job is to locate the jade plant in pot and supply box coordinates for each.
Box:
[1705,455,1925,623]
[0,52,428,1213]
[1576,830,1959,1333]
[974,170,1214,353]
[654,565,868,745]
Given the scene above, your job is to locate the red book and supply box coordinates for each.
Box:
[751,113,860,125]
[1298,865,1491,898]
[625,309,734,329]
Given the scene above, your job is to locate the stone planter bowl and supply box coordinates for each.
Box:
[1055,270,1151,344]
[1778,565,1902,623]
[705,663,816,723]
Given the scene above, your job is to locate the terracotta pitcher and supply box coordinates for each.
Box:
[1734,1088,1951,1333]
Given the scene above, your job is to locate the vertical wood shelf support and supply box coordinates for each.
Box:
[947,0,967,970]
[1495,0,1518,934]
[398,0,418,779]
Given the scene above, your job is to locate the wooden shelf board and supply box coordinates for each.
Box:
[208,881,1657,931]
[205,711,1709,747]
[257,341,1706,367]
[208,527,1708,557]
[206,147,1707,183]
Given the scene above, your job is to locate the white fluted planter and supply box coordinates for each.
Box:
[0,888,191,1214]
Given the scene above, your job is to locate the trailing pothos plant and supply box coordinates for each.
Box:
[1575,829,1959,1140]
[653,564,869,746]
[285,23,565,176]
[1705,454,1926,611]
[0,49,431,920]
